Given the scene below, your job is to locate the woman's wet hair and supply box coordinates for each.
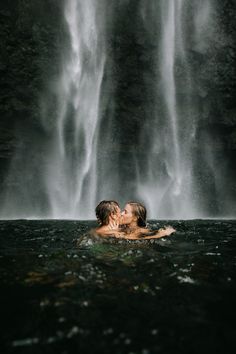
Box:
[127,201,147,227]
[95,200,119,226]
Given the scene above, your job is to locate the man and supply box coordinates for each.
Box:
[95,200,121,236]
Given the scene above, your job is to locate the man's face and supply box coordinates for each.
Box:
[120,204,134,225]
[111,206,121,224]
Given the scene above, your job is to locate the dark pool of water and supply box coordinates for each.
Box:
[0,219,236,354]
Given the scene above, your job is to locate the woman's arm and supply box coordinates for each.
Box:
[112,227,175,240]
[141,227,175,239]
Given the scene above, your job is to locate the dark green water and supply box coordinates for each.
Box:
[0,220,236,354]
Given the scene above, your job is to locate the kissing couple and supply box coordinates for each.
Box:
[94,200,176,240]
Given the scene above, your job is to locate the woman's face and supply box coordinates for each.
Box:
[120,204,136,225]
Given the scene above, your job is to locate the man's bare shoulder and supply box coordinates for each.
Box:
[94,227,125,238]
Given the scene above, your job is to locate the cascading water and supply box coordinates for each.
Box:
[1,0,234,220]
[1,0,106,219]
[44,0,106,218]
[137,0,215,218]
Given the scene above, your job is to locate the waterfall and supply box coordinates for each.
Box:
[44,0,106,218]
[1,0,106,219]
[1,0,233,220]
[137,0,214,218]
[160,0,182,196]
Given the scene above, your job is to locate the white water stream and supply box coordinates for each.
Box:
[138,0,214,218]
[45,0,106,218]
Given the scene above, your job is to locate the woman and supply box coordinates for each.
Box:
[120,201,175,239]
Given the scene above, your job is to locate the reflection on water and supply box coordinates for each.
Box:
[0,220,236,353]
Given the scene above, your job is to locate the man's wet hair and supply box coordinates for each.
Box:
[95,200,120,226]
[127,201,147,227]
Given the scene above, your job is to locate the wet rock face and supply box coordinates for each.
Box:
[0,0,64,163]
[0,0,236,215]
[196,0,236,147]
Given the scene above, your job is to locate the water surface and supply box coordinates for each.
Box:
[0,220,235,353]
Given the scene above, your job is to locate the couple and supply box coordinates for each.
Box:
[94,200,175,240]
